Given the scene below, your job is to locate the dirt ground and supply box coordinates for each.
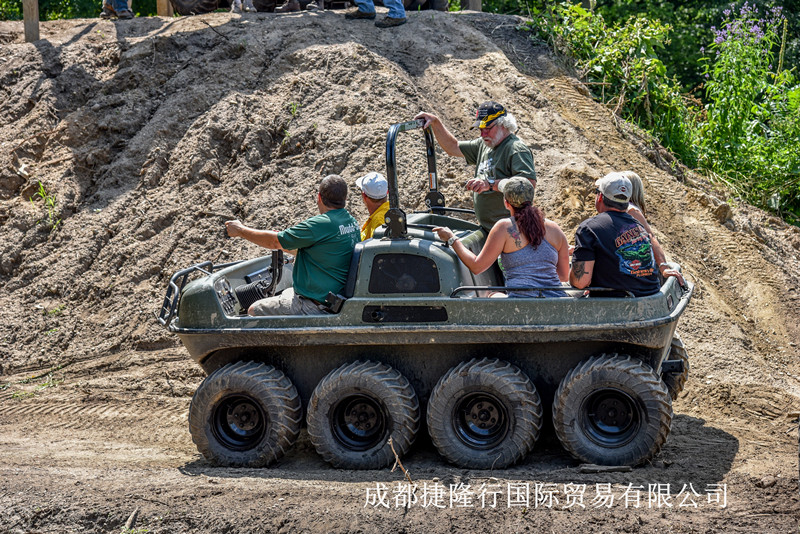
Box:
[1,9,799,533]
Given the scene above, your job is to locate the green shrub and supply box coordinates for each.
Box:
[698,5,800,220]
[524,2,697,164]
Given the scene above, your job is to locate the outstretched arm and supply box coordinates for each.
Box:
[225,219,284,251]
[415,112,463,158]
[433,223,506,275]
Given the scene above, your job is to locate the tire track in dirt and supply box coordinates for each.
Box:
[0,398,187,430]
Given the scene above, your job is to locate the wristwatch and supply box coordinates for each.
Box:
[486,178,495,191]
[446,236,458,247]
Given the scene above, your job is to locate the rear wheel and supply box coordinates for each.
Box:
[552,354,672,466]
[307,361,420,469]
[427,358,542,469]
[189,361,302,467]
[662,334,689,401]
[169,0,220,14]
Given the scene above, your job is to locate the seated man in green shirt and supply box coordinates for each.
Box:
[415,102,537,245]
[225,175,360,315]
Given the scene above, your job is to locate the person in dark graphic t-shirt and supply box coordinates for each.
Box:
[570,173,670,297]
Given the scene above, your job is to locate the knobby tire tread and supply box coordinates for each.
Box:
[188,361,301,467]
[552,354,672,466]
[306,360,420,469]
[427,357,542,469]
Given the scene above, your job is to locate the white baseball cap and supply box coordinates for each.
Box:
[595,172,632,203]
[356,172,388,200]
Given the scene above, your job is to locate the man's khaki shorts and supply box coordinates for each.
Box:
[249,287,329,316]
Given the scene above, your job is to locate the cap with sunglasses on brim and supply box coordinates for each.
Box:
[595,172,632,203]
[471,101,507,129]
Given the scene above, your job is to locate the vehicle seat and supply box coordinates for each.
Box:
[343,242,364,298]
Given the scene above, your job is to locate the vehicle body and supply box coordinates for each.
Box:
[159,120,693,470]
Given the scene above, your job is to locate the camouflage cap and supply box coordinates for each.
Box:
[498,176,534,208]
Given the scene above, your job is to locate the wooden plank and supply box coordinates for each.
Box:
[463,0,481,11]
[23,0,40,43]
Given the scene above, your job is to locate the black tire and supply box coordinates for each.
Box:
[552,354,672,466]
[169,0,219,15]
[426,358,543,469]
[307,361,420,469]
[189,361,302,467]
[252,0,277,11]
[662,334,689,401]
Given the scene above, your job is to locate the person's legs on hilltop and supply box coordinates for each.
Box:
[345,0,376,18]
[374,0,406,27]
[112,0,133,18]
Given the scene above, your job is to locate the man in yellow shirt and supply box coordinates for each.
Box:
[356,172,390,240]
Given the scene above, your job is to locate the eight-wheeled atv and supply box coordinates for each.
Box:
[158,119,693,470]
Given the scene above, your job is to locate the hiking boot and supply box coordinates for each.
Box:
[99,4,116,18]
[375,16,406,28]
[344,8,375,19]
[276,0,301,11]
[116,9,134,18]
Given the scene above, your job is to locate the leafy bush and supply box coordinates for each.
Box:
[527,1,800,222]
[524,3,697,164]
[698,4,800,220]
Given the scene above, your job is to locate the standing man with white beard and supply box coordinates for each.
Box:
[415,102,537,243]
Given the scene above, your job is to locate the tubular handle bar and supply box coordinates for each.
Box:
[156,260,242,326]
[449,286,635,298]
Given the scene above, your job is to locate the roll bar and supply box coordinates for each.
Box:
[384,119,442,238]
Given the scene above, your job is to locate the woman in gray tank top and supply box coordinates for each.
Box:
[433,176,569,297]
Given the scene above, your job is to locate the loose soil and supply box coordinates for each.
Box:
[1,10,799,533]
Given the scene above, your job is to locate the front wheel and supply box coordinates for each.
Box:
[427,358,543,469]
[552,354,672,466]
[188,361,302,467]
[307,361,420,469]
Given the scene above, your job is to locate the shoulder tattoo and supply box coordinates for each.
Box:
[507,218,522,248]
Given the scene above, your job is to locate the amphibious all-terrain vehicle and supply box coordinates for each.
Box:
[159,120,693,470]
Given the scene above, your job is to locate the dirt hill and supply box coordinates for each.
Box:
[0,10,798,533]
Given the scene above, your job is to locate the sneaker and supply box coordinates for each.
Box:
[344,9,375,19]
[116,9,134,18]
[375,16,406,28]
[99,5,116,18]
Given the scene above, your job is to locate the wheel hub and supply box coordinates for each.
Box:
[582,389,640,448]
[331,394,388,452]
[212,394,268,452]
[228,403,259,431]
[454,392,509,450]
